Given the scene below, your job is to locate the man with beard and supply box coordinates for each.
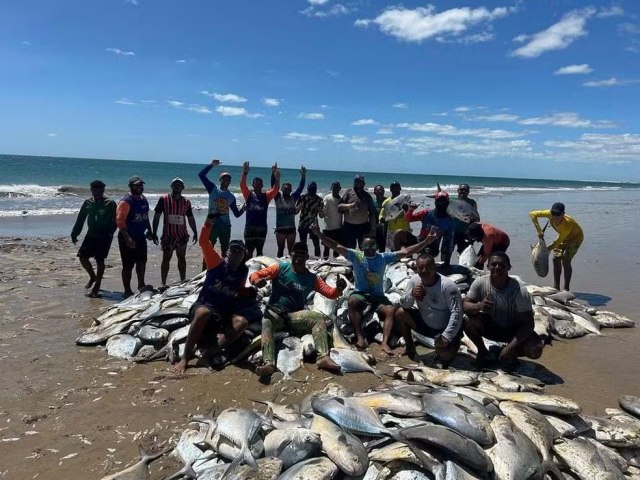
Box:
[338,174,376,249]
[400,191,456,268]
[198,159,243,257]
[240,161,280,258]
[463,252,543,368]
[172,213,258,374]
[71,180,117,298]
[453,183,479,254]
[321,181,343,259]
[296,181,324,257]
[116,176,152,297]
[249,242,347,377]
[151,177,198,289]
[272,165,306,257]
[311,224,437,352]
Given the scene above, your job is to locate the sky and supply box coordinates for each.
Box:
[1,0,639,181]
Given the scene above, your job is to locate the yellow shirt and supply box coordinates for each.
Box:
[529,209,584,250]
[381,196,411,232]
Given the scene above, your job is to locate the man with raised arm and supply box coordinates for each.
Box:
[71,180,117,298]
[198,159,243,258]
[151,177,198,289]
[240,161,280,258]
[249,242,347,377]
[311,224,437,352]
[173,213,258,374]
[272,165,305,257]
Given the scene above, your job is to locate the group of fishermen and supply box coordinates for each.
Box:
[71,160,584,375]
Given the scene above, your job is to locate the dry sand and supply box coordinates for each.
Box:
[0,235,638,479]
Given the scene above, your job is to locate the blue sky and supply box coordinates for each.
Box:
[1,0,639,181]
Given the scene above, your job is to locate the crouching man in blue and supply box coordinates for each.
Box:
[463,252,544,369]
[393,253,463,367]
[173,213,259,374]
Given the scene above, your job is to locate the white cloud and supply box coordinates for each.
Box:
[396,122,527,139]
[351,118,378,126]
[373,138,402,146]
[115,98,136,105]
[175,59,187,64]
[511,8,595,58]
[125,0,139,5]
[582,77,624,87]
[355,5,512,43]
[554,63,593,75]
[454,106,471,112]
[168,100,213,114]
[301,3,350,18]
[475,111,616,128]
[308,0,329,4]
[284,132,325,141]
[393,103,407,109]
[215,106,262,118]
[200,92,247,103]
[106,47,135,56]
[544,133,640,162]
[331,134,367,144]
[377,128,394,135]
[46,133,57,137]
[263,98,281,107]
[298,112,325,120]
[475,113,520,122]
[596,6,624,18]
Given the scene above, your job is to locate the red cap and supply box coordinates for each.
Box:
[219,172,231,179]
[435,191,449,200]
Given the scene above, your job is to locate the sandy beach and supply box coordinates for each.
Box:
[1,188,639,479]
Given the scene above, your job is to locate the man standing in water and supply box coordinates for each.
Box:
[273,165,305,257]
[71,180,117,298]
[240,161,280,258]
[198,159,243,258]
[151,177,198,289]
[116,176,152,297]
[173,213,258,374]
[529,202,583,291]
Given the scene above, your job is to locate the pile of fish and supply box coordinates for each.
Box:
[102,379,640,479]
[76,253,634,372]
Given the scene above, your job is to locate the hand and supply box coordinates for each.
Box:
[211,158,221,167]
[71,236,78,245]
[335,276,347,291]
[435,334,450,349]
[411,285,426,301]
[310,223,321,237]
[192,234,198,245]
[252,278,267,288]
[499,344,516,362]
[408,202,418,210]
[125,234,136,249]
[479,296,493,313]
[423,231,439,244]
[272,163,280,180]
[242,161,250,174]
[150,232,159,245]
[300,164,306,175]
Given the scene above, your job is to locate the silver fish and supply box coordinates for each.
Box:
[301,334,316,358]
[476,388,582,415]
[212,408,265,470]
[552,319,588,339]
[487,415,543,480]
[263,428,321,469]
[620,395,640,420]
[310,414,368,476]
[137,325,169,345]
[278,456,339,480]
[101,446,169,480]
[531,238,549,278]
[330,348,379,375]
[447,198,480,224]
[594,311,635,328]
[569,311,602,335]
[553,437,626,480]
[351,390,424,417]
[106,334,142,359]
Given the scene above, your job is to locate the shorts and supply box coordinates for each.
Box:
[244,225,268,242]
[209,225,231,252]
[342,222,371,249]
[274,226,296,235]
[77,234,113,261]
[160,235,189,252]
[477,316,539,345]
[191,299,263,329]
[405,308,464,343]
[553,239,582,261]
[349,291,392,312]
[118,232,147,269]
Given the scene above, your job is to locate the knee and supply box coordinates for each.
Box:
[524,338,544,359]
[394,307,406,323]
[464,314,481,332]
[233,316,249,331]
[347,296,361,310]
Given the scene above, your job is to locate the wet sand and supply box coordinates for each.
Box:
[1,188,639,478]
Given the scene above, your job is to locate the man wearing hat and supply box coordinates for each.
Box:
[198,159,243,258]
[173,213,259,374]
[151,177,198,289]
[71,180,117,298]
[529,202,583,291]
[338,174,376,249]
[116,176,152,297]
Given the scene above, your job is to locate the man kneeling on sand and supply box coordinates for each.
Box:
[173,213,258,374]
[463,252,543,369]
[249,242,347,377]
[393,254,463,367]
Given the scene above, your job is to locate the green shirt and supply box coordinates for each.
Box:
[71,197,117,238]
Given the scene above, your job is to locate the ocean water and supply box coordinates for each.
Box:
[1,154,638,218]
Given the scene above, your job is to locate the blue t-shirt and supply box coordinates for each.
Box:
[198,165,240,228]
[346,249,397,296]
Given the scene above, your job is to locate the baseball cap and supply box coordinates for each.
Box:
[551,202,565,215]
[228,239,246,251]
[171,177,184,187]
[128,176,145,187]
[435,191,450,200]
[219,171,232,180]
[354,174,365,182]
[90,180,106,188]
[390,181,401,188]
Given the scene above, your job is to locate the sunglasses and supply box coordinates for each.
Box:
[362,242,377,249]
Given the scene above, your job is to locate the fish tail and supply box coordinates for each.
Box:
[543,459,564,480]
[221,443,259,480]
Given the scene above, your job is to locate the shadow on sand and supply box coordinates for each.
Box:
[574,292,612,307]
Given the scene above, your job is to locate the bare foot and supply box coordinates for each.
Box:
[381,343,394,356]
[84,277,96,289]
[316,356,341,373]
[255,363,276,376]
[86,290,102,298]
[354,336,368,350]
[172,358,188,374]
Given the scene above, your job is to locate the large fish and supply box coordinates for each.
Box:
[619,395,640,420]
[476,388,582,415]
[211,408,265,473]
[310,414,369,476]
[277,456,338,480]
[329,348,379,376]
[447,199,480,224]
[553,438,626,480]
[487,415,543,480]
[531,238,549,278]
[594,311,636,328]
[458,245,478,269]
[100,446,170,480]
[263,428,321,469]
[383,193,412,221]
[106,334,142,359]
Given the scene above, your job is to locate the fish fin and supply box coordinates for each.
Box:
[220,444,258,480]
[543,460,565,480]
[274,438,293,458]
[393,430,441,472]
[436,182,442,192]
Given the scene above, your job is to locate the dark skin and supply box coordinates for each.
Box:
[120,182,151,297]
[463,255,542,366]
[250,249,346,376]
[72,185,110,297]
[393,256,460,366]
[275,165,306,257]
[152,181,198,287]
[311,224,437,351]
[538,212,573,291]
[173,216,248,375]
[338,178,376,236]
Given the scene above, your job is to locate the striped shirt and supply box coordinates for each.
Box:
[154,194,193,239]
